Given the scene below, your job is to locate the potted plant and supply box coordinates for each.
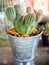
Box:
[42,22,49,46]
[6,4,43,65]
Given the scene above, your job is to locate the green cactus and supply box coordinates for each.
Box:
[24,13,36,34]
[6,5,43,34]
[36,10,43,23]
[6,7,16,22]
[14,14,27,34]
[14,5,21,15]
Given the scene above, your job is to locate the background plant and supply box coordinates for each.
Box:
[45,23,49,34]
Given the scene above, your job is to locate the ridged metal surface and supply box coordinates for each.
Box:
[8,32,42,62]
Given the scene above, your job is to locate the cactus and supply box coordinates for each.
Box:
[36,10,43,23]
[6,7,16,22]
[14,5,21,15]
[14,14,27,34]
[24,13,36,34]
[6,5,43,34]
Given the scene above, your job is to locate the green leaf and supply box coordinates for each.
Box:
[45,23,49,29]
[45,23,49,34]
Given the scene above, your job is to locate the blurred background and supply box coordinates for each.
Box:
[0,0,49,65]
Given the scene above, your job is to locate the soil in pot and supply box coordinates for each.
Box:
[6,28,41,38]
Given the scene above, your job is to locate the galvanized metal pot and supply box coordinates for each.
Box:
[7,32,42,65]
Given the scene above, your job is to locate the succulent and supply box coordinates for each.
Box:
[6,7,16,22]
[14,5,21,15]
[36,10,43,23]
[6,5,43,34]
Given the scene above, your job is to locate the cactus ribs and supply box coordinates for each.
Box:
[6,5,43,37]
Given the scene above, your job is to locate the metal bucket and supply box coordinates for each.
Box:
[7,32,42,62]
